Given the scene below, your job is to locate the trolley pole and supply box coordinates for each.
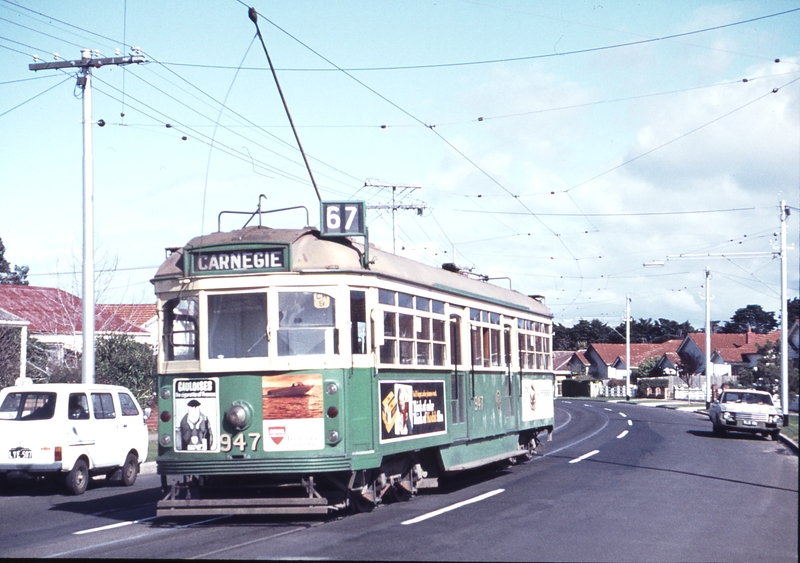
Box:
[625,294,631,401]
[29,49,145,384]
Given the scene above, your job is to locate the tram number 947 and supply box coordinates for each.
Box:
[220,433,261,452]
[321,201,365,237]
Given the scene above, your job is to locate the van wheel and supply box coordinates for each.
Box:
[65,459,89,495]
[121,453,138,487]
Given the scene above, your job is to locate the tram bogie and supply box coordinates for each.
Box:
[153,213,554,517]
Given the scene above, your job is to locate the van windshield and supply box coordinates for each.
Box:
[0,392,57,420]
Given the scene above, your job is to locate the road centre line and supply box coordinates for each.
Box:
[619,412,627,417]
[616,430,629,439]
[628,420,633,426]
[401,489,505,525]
[569,450,600,464]
[604,408,612,411]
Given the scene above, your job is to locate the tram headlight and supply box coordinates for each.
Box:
[327,430,340,444]
[159,387,171,400]
[225,401,252,432]
[326,382,338,395]
[159,434,172,447]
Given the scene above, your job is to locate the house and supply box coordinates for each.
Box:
[98,303,158,349]
[0,285,148,371]
[675,328,782,377]
[0,307,29,383]
[583,341,683,380]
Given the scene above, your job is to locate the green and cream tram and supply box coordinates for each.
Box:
[154,204,555,515]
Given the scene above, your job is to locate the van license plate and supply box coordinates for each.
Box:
[742,420,757,426]
[8,449,32,459]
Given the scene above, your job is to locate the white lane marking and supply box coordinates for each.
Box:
[583,404,591,407]
[563,400,572,403]
[75,516,158,535]
[604,408,612,411]
[616,430,629,439]
[619,412,627,418]
[628,420,633,426]
[401,489,504,525]
[569,450,600,464]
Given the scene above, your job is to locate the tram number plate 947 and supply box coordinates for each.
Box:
[9,449,32,459]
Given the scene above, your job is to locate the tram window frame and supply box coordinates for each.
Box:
[277,291,337,357]
[163,296,199,361]
[517,318,552,370]
[377,290,448,367]
[207,292,268,359]
[469,308,503,368]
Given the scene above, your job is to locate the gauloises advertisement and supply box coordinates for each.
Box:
[262,373,324,451]
[521,377,554,422]
[379,380,446,443]
[173,378,220,453]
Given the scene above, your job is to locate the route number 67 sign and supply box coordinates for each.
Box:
[320,201,366,237]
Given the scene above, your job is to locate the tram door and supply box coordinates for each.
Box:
[448,313,467,442]
[347,290,373,452]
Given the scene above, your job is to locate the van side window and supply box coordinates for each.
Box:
[68,393,90,420]
[91,393,116,419]
[118,393,140,416]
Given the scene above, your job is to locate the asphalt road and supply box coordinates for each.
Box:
[1,400,796,561]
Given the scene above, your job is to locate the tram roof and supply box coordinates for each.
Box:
[153,226,551,317]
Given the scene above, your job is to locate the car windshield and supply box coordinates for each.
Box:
[0,392,57,420]
[721,392,773,405]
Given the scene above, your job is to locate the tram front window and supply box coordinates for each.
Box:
[208,293,267,358]
[278,292,337,356]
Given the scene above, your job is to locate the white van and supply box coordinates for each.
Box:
[0,381,150,495]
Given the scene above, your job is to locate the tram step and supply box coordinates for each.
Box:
[157,497,330,516]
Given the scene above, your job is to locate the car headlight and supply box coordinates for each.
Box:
[770,414,782,423]
[722,411,733,421]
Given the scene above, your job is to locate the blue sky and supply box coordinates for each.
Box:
[1,0,798,330]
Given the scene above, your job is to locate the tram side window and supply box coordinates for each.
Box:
[278,292,337,356]
[470,308,501,367]
[378,292,447,366]
[164,297,199,361]
[208,293,267,359]
[517,318,552,370]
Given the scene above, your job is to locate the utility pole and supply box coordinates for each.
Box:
[29,49,145,384]
[625,294,631,401]
[704,267,712,409]
[364,181,425,254]
[779,200,789,425]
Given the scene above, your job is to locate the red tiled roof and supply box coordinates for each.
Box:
[99,303,157,327]
[590,340,682,367]
[687,330,781,351]
[0,285,145,334]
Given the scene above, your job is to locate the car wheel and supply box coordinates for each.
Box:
[65,459,89,495]
[121,453,138,487]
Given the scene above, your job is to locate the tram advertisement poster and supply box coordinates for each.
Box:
[379,380,446,443]
[173,378,220,453]
[262,373,324,451]
[521,376,554,422]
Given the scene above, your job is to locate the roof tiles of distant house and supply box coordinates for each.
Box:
[98,303,157,327]
[0,285,144,334]
[590,340,683,367]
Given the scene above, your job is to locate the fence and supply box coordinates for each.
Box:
[597,385,637,399]
[672,387,705,402]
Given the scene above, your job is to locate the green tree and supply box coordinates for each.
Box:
[637,355,664,379]
[721,304,777,334]
[787,297,800,325]
[0,237,29,285]
[738,340,799,397]
[94,334,156,404]
[554,319,615,350]
[612,318,695,344]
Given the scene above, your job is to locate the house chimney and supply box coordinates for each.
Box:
[746,325,752,344]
